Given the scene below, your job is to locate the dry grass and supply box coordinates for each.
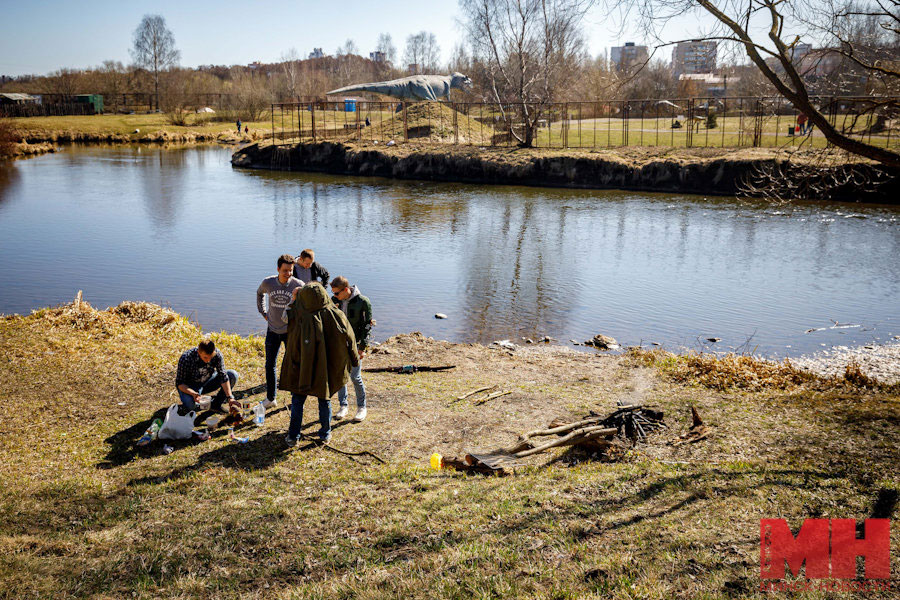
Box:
[347,102,493,145]
[1,301,898,599]
[628,347,900,393]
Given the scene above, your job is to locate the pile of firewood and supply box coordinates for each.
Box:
[442,404,666,475]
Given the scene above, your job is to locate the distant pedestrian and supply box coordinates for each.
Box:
[797,113,808,135]
[365,116,371,127]
[244,125,249,134]
[236,118,242,133]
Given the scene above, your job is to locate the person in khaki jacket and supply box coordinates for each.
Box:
[279,282,359,445]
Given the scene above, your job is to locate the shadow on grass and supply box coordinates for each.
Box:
[98,383,271,469]
[124,429,320,487]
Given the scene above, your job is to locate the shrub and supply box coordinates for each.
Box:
[0,118,19,159]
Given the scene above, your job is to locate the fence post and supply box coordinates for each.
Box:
[686,99,694,148]
[753,99,763,147]
[311,102,317,142]
[356,106,361,142]
[403,102,409,142]
[271,104,275,146]
[453,103,459,145]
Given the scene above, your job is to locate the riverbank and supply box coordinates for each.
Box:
[2,299,898,598]
[5,113,270,158]
[232,140,900,202]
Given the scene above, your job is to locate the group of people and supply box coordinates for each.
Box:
[796,113,814,135]
[175,249,374,445]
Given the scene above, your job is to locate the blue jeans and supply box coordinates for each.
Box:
[265,329,288,401]
[288,393,331,441]
[178,370,239,411]
[337,364,366,408]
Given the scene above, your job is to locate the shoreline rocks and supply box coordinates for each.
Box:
[792,342,900,385]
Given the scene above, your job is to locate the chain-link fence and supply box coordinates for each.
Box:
[269,96,899,150]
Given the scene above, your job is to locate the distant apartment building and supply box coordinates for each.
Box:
[308,48,325,59]
[369,51,386,63]
[407,63,420,75]
[672,41,717,76]
[610,42,649,72]
[677,73,734,97]
[791,43,812,62]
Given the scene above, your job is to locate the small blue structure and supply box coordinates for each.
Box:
[343,99,356,112]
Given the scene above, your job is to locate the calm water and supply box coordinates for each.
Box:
[1,145,898,357]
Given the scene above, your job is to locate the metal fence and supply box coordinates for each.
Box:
[269,96,899,150]
[0,102,93,118]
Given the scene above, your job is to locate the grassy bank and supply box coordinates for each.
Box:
[10,113,273,138]
[1,300,898,599]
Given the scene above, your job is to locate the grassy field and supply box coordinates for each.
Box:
[1,299,898,599]
[9,108,897,154]
[9,113,276,137]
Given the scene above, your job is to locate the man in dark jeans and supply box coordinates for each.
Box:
[330,275,374,422]
[176,338,239,412]
[257,254,304,408]
[293,248,330,286]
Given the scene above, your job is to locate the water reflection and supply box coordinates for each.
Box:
[0,163,20,208]
[0,145,898,357]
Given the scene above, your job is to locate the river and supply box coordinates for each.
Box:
[1,144,898,357]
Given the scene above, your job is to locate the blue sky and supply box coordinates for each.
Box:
[1,0,713,77]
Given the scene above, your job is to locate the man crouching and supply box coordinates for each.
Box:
[176,338,239,413]
[280,282,359,445]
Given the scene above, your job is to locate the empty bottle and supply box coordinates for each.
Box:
[252,402,266,427]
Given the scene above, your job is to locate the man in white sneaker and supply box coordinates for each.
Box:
[330,276,374,422]
[256,254,304,409]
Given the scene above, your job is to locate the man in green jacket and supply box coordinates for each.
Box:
[279,282,358,445]
[330,276,374,422]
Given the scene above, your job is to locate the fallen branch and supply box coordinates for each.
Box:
[512,426,618,458]
[474,390,511,405]
[455,385,497,401]
[364,365,456,374]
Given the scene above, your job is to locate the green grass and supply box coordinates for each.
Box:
[1,301,899,599]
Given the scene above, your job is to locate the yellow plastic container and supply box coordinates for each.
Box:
[430,453,443,470]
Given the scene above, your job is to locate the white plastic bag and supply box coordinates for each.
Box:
[158,403,195,440]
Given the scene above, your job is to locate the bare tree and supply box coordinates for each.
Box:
[44,68,80,98]
[376,33,398,65]
[609,0,900,167]
[460,0,593,146]
[337,39,359,57]
[280,48,301,100]
[404,31,441,73]
[131,14,180,111]
[99,61,127,113]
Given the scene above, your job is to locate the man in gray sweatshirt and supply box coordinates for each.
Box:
[257,254,304,407]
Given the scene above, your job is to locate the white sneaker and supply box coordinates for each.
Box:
[334,405,349,420]
[262,398,277,409]
[353,407,367,422]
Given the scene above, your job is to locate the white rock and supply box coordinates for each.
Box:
[434,313,448,319]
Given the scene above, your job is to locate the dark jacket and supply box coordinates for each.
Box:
[279,282,358,399]
[331,286,373,350]
[293,260,330,286]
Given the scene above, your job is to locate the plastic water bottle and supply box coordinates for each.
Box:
[252,402,266,427]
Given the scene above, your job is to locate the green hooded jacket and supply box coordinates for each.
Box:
[278,282,359,399]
